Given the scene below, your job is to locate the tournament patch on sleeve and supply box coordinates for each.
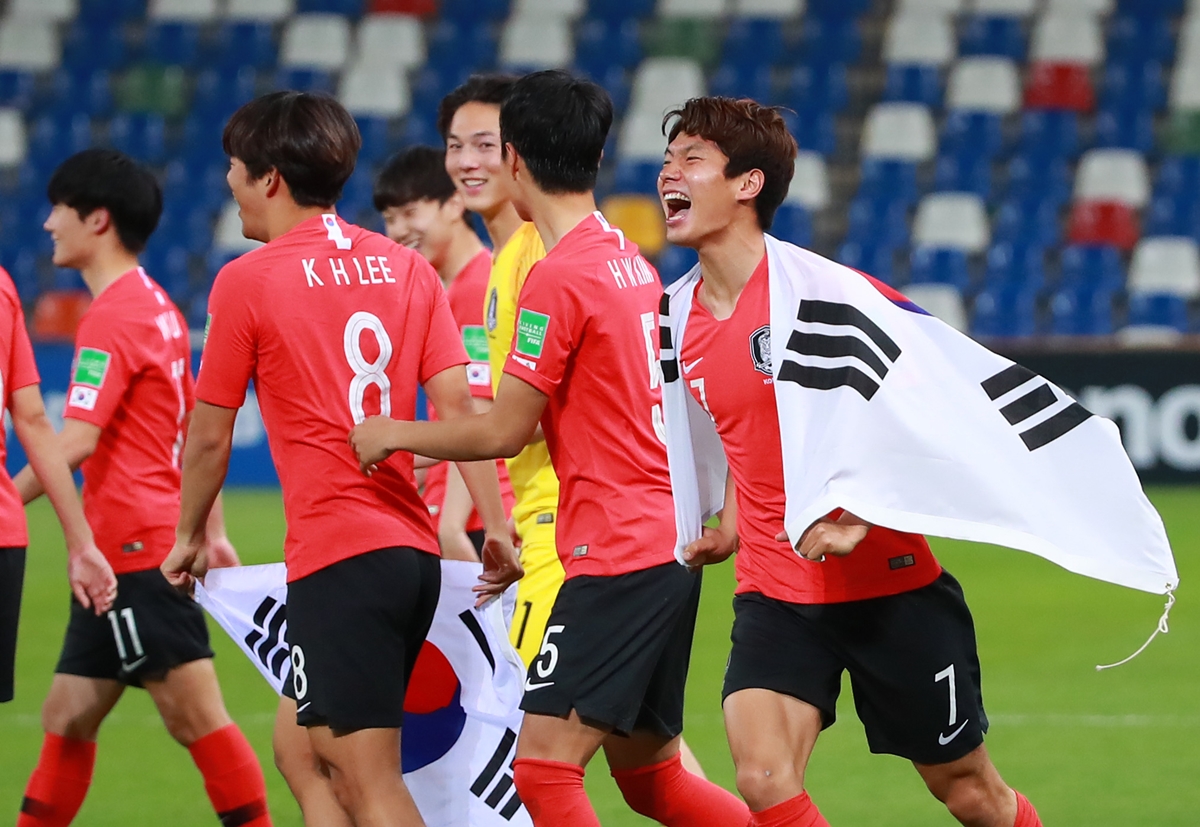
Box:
[72,347,111,388]
[515,309,550,359]
[462,325,489,362]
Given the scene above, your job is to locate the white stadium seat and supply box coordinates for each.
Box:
[883,12,957,66]
[1074,148,1150,208]
[0,108,27,168]
[1030,13,1105,65]
[946,57,1021,113]
[786,152,830,211]
[861,103,937,161]
[1170,57,1200,109]
[897,0,964,13]
[659,0,727,17]
[356,15,425,71]
[1128,237,1200,299]
[901,283,968,331]
[1116,325,1184,347]
[215,200,263,254]
[619,110,671,160]
[6,0,77,22]
[280,14,352,71]
[148,0,220,21]
[1044,0,1113,14]
[338,66,410,118]
[629,58,706,119]
[512,0,587,16]
[913,193,991,254]
[226,0,295,21]
[499,16,574,70]
[0,19,58,71]
[968,0,1038,14]
[732,0,805,17]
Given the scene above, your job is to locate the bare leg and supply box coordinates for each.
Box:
[914,744,1018,827]
[723,688,822,812]
[40,674,124,741]
[143,659,232,746]
[273,696,353,827]
[307,725,426,827]
[678,738,706,779]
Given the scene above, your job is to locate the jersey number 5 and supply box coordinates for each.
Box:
[343,311,393,424]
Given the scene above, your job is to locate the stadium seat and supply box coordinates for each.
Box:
[656,244,699,285]
[78,0,144,23]
[1128,237,1200,298]
[500,17,574,70]
[883,12,957,67]
[845,198,911,248]
[969,0,1037,13]
[709,63,774,102]
[575,19,642,75]
[1044,0,1112,13]
[643,17,723,67]
[1116,0,1182,13]
[31,290,91,340]
[8,0,78,21]
[1030,13,1104,66]
[629,58,706,120]
[59,20,127,73]
[296,0,365,13]
[722,18,786,68]
[858,159,920,206]
[861,103,936,161]
[971,285,1038,337]
[837,241,898,283]
[371,0,434,11]
[280,14,352,70]
[619,110,672,161]
[1125,292,1190,331]
[215,201,264,254]
[940,111,1005,159]
[784,109,836,156]
[144,22,203,68]
[1094,109,1155,154]
[912,192,990,253]
[107,112,169,165]
[0,20,60,72]
[274,67,336,95]
[1024,62,1095,111]
[339,65,410,118]
[985,240,1046,290]
[1013,111,1081,162]
[909,246,972,291]
[1154,157,1200,206]
[1171,60,1200,111]
[116,65,188,117]
[148,0,219,20]
[992,195,1063,247]
[658,0,724,15]
[806,0,870,17]
[513,0,586,15]
[0,71,34,110]
[0,109,26,168]
[1143,195,1200,238]
[946,57,1020,113]
[1067,200,1140,250]
[355,14,425,70]
[884,64,944,108]
[787,64,849,114]
[731,0,804,18]
[1102,62,1166,116]
[425,21,497,75]
[1059,243,1126,293]
[1074,148,1150,207]
[897,0,964,12]
[439,0,511,24]
[599,194,666,257]
[1108,15,1174,67]
[27,113,93,169]
[1048,287,1115,335]
[786,152,831,211]
[1166,110,1200,155]
[227,0,296,20]
[772,203,813,248]
[211,22,277,71]
[612,158,662,196]
[959,15,1026,61]
[586,0,655,22]
[934,154,993,199]
[901,282,968,331]
[799,16,861,65]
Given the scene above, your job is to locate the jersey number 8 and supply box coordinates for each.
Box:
[343,311,394,424]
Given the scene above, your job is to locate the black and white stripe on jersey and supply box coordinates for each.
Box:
[778,299,902,401]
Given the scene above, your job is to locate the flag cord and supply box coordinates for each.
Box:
[1095,589,1176,671]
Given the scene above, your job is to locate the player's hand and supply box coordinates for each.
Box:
[161,538,206,594]
[68,542,117,616]
[349,416,400,474]
[777,511,871,561]
[439,529,480,562]
[204,534,241,569]
[682,524,739,568]
[473,532,523,608]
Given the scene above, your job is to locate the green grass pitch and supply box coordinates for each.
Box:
[1,487,1197,825]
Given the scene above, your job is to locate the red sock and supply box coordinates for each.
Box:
[187,724,272,827]
[1013,791,1042,827]
[17,734,96,827]
[512,758,601,827]
[751,792,830,827]
[611,752,751,826]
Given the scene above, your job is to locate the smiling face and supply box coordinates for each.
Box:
[659,133,753,250]
[444,101,510,219]
[43,202,99,269]
[226,156,272,243]
[381,196,460,272]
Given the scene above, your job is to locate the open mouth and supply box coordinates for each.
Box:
[663,191,692,224]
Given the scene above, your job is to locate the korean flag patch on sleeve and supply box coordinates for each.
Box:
[68,347,110,411]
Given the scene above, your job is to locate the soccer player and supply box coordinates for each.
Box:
[657,96,1043,827]
[437,74,564,665]
[350,70,750,827]
[160,92,521,827]
[374,145,515,561]
[1,268,116,707]
[14,149,270,827]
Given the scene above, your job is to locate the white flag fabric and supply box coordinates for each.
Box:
[196,561,532,827]
[660,235,1178,596]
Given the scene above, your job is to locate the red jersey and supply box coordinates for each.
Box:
[681,255,941,604]
[0,268,40,547]
[422,250,514,533]
[199,215,465,581]
[63,269,192,573]
[503,212,675,578]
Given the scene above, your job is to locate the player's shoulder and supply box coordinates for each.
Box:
[0,265,19,310]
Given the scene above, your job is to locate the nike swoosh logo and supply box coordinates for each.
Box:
[524,679,554,691]
[120,656,147,673]
[681,357,703,374]
[938,719,970,745]
[296,702,311,712]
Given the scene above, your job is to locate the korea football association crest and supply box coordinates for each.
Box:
[749,325,772,376]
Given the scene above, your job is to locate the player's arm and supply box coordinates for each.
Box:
[12,418,101,503]
[161,401,237,590]
[8,385,115,614]
[682,471,740,568]
[777,511,872,561]
[204,492,240,569]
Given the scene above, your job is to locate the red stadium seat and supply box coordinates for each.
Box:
[369,0,437,14]
[31,290,92,341]
[1024,61,1094,111]
[1067,200,1140,251]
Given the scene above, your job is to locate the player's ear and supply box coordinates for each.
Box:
[263,167,283,199]
[503,143,521,179]
[86,206,112,237]
[737,169,765,203]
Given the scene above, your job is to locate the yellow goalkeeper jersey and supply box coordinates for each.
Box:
[485,222,560,538]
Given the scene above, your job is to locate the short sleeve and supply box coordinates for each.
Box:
[63,316,135,428]
[196,264,258,409]
[418,266,470,385]
[502,261,581,397]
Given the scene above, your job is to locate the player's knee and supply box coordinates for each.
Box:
[41,701,102,741]
[929,773,1004,824]
[734,761,805,811]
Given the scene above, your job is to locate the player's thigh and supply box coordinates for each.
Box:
[516,708,609,767]
[723,689,822,790]
[510,529,563,666]
[144,658,233,746]
[40,673,124,740]
[840,571,988,765]
[307,724,402,784]
[602,731,681,772]
[0,546,25,703]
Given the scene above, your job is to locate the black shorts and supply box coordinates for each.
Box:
[0,547,26,703]
[723,571,988,765]
[286,546,440,732]
[520,561,702,738]
[468,529,486,555]
[56,568,213,688]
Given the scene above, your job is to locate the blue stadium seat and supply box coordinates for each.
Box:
[356,117,392,166]
[710,64,774,103]
[787,64,849,115]
[340,168,377,216]
[1107,15,1174,67]
[1094,108,1156,154]
[959,16,1026,62]
[909,246,971,291]
[410,65,473,124]
[6,249,40,303]
[273,68,336,95]
[297,0,364,15]
[800,17,861,65]
[107,113,169,166]
[723,19,786,69]
[807,0,870,19]
[858,159,920,206]
[192,68,258,123]
[426,21,497,75]
[985,241,1047,292]
[79,0,144,24]
[613,159,661,197]
[781,109,836,156]
[971,285,1038,338]
[940,111,1005,160]
[440,0,510,25]
[1143,195,1200,239]
[212,22,277,72]
[42,69,115,119]
[1059,244,1127,294]
[142,246,192,302]
[1101,63,1166,116]
[52,268,87,292]
[933,155,993,200]
[656,245,698,286]
[846,197,909,248]
[773,204,813,248]
[1153,157,1200,208]
[586,0,654,23]
[181,114,230,169]
[1014,111,1081,161]
[1127,293,1191,331]
[883,65,943,109]
[144,22,203,68]
[61,21,128,73]
[837,241,896,283]
[399,110,440,148]
[575,19,641,76]
[1004,154,1073,206]
[0,71,34,109]
[187,295,209,331]
[27,114,95,170]
[993,197,1062,248]
[1117,0,1183,13]
[1048,287,1115,335]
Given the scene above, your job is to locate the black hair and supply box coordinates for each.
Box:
[46,148,162,254]
[373,146,458,212]
[499,70,612,195]
[436,73,519,141]
[222,91,361,207]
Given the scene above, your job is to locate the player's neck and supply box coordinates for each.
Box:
[262,204,331,242]
[438,226,487,287]
[481,201,525,252]
[527,191,597,252]
[79,247,140,299]
[695,225,766,318]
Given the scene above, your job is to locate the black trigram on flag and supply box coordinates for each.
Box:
[244,596,289,681]
[660,292,680,384]
[471,727,523,820]
[981,364,1094,451]
[779,300,902,401]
